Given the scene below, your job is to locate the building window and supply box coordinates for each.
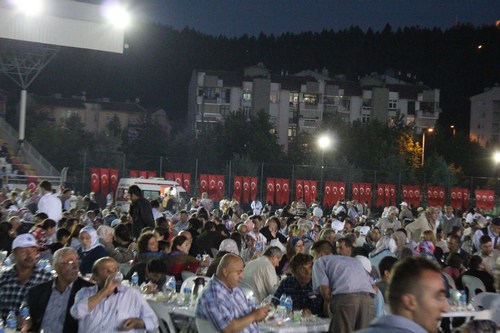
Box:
[243,89,252,102]
[288,125,297,138]
[289,92,299,106]
[362,113,370,123]
[204,88,216,99]
[241,106,252,118]
[388,100,397,110]
[220,105,230,116]
[270,91,279,103]
[66,110,78,118]
[303,94,318,105]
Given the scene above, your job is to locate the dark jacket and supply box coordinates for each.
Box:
[28,277,94,332]
[129,197,155,239]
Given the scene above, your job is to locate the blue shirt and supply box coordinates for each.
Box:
[312,254,374,295]
[355,314,427,333]
[41,280,73,333]
[273,276,323,316]
[196,276,258,333]
[70,285,158,333]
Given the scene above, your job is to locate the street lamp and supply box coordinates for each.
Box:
[421,128,434,167]
[450,125,456,136]
[317,134,332,202]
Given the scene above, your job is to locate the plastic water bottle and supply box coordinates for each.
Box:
[182,287,191,306]
[5,310,16,333]
[2,257,12,269]
[459,290,467,310]
[19,301,30,327]
[131,272,139,288]
[164,275,177,294]
[279,294,287,307]
[285,295,293,316]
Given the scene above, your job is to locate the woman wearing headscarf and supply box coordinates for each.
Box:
[368,234,397,277]
[96,225,135,264]
[78,226,108,275]
[205,238,240,277]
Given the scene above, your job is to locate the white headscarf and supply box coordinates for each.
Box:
[79,226,102,252]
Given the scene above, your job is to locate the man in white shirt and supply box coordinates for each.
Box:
[38,180,62,222]
[251,198,263,216]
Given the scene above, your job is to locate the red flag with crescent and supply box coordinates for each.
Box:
[164,172,174,180]
[281,178,290,205]
[90,168,100,194]
[182,173,191,194]
[275,179,282,205]
[250,177,258,202]
[138,170,148,179]
[242,177,250,204]
[147,171,157,178]
[233,176,242,202]
[332,182,345,205]
[26,177,38,192]
[199,174,208,194]
[475,189,494,211]
[129,170,138,178]
[310,180,317,204]
[174,173,183,185]
[265,178,274,204]
[216,175,225,202]
[296,180,304,201]
[208,174,217,199]
[413,185,421,207]
[352,183,360,201]
[109,169,119,194]
[377,184,386,207]
[303,180,311,205]
[100,168,109,195]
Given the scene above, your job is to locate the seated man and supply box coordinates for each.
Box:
[0,234,53,320]
[28,247,94,333]
[196,253,269,332]
[240,246,282,303]
[70,257,159,332]
[273,253,323,316]
[355,256,449,333]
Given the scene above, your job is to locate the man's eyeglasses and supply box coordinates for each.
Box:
[59,260,80,266]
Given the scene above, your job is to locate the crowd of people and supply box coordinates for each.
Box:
[0,180,499,333]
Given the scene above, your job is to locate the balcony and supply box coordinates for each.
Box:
[298,118,320,132]
[195,112,223,123]
[299,109,322,120]
[416,110,439,120]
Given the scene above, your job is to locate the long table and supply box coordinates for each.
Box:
[147,298,330,333]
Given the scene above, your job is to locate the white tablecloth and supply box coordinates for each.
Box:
[259,318,330,333]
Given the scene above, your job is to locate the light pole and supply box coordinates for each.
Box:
[318,134,332,202]
[421,128,434,167]
[494,151,500,196]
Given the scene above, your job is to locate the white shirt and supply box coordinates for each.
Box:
[251,200,263,215]
[38,192,62,222]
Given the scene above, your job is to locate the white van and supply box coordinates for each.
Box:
[115,178,189,212]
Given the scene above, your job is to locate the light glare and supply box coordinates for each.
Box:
[493,151,500,164]
[104,3,130,29]
[14,0,43,16]
[318,135,331,150]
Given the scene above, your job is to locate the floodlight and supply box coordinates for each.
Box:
[13,0,43,16]
[103,3,130,29]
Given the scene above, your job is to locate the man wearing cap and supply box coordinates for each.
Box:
[398,202,413,222]
[0,234,53,319]
[37,180,62,222]
[28,247,94,333]
[473,217,500,251]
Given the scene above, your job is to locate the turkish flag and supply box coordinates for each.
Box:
[138,170,148,179]
[182,173,191,194]
[216,175,225,202]
[233,176,243,202]
[174,173,183,185]
[281,178,290,205]
[296,180,304,201]
[242,177,250,204]
[164,172,174,180]
[413,185,421,207]
[364,183,372,205]
[147,171,157,178]
[90,168,100,194]
[475,189,495,211]
[451,187,469,210]
[266,178,275,204]
[199,174,209,194]
[303,180,311,204]
[427,186,445,207]
[208,174,217,199]
[323,181,333,207]
[129,170,138,178]
[100,168,110,195]
[352,183,361,201]
[250,177,258,202]
[109,169,119,193]
[461,189,469,210]
[377,184,386,207]
[332,182,345,205]
[26,177,38,192]
[388,184,396,206]
[310,180,317,204]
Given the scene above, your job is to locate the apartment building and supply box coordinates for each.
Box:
[187,64,441,151]
[470,86,500,146]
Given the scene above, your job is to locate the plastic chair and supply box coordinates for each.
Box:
[449,289,462,304]
[195,317,219,333]
[471,292,500,310]
[441,271,456,290]
[461,275,486,302]
[180,275,209,293]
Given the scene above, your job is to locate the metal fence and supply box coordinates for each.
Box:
[67,151,500,211]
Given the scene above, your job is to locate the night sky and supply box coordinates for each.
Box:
[134,0,500,37]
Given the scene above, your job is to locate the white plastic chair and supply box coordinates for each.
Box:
[441,271,456,290]
[180,276,209,294]
[471,292,500,310]
[195,317,219,333]
[461,275,486,302]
